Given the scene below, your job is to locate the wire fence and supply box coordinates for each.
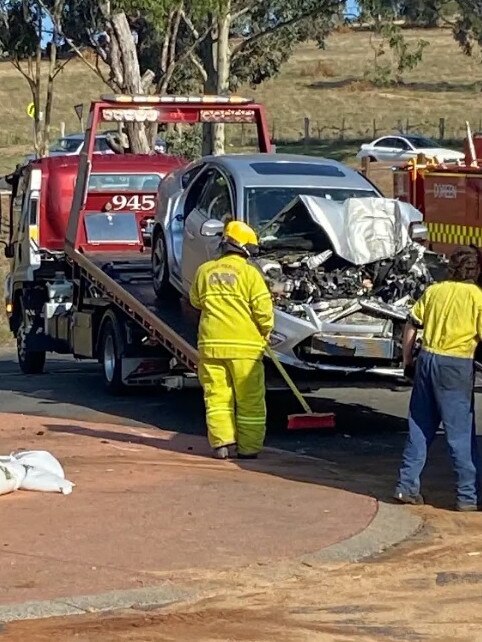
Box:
[264,116,475,145]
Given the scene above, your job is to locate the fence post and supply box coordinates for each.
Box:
[304,116,311,150]
[405,118,410,133]
[397,119,403,134]
[340,117,346,141]
[438,117,445,141]
[271,118,276,142]
[60,121,65,139]
[372,118,377,139]
[240,123,246,147]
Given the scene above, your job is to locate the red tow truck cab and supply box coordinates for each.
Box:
[393,138,482,255]
[10,153,185,254]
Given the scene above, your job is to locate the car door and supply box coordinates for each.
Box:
[181,167,234,292]
[373,137,398,161]
[391,137,414,161]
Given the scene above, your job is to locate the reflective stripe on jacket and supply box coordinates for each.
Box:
[189,253,274,359]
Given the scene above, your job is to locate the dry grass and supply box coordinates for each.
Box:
[250,28,482,154]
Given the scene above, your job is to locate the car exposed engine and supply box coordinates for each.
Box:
[258,242,445,321]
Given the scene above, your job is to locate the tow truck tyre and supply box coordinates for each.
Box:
[152,230,180,300]
[100,316,125,394]
[17,321,46,375]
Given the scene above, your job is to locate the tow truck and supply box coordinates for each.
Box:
[5,95,273,390]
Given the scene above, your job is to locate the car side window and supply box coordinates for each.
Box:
[198,170,233,223]
[184,169,211,219]
[374,138,391,148]
[392,138,409,150]
[181,165,204,190]
[95,138,111,152]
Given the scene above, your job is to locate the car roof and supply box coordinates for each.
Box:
[203,154,374,189]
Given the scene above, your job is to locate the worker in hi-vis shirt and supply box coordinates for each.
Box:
[395,246,482,511]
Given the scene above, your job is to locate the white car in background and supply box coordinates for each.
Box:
[357,135,465,163]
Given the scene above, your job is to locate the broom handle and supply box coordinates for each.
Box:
[265,345,313,413]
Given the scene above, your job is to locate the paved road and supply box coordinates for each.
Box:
[1,349,481,506]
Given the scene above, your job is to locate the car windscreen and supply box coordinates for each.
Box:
[245,186,378,228]
[88,173,162,191]
[50,138,82,153]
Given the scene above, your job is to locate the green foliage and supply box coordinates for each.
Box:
[164,124,202,159]
[0,0,40,58]
[453,1,482,56]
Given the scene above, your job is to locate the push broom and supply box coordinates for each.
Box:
[266,345,335,430]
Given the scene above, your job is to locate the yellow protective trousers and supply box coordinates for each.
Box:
[198,357,266,455]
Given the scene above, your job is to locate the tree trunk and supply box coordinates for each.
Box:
[42,40,58,157]
[200,4,231,156]
[108,12,151,153]
[211,7,231,156]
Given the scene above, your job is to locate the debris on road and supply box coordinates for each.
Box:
[0,450,74,496]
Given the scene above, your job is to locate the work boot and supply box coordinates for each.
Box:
[456,503,479,512]
[393,491,424,506]
[213,446,229,460]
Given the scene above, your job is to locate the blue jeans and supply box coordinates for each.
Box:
[396,350,480,506]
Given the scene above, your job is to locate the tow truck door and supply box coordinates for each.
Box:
[10,168,41,283]
[180,167,234,291]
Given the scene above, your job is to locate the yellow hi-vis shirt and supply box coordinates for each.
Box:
[410,281,482,359]
[189,254,274,360]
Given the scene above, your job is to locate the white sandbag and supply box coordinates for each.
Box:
[20,467,75,495]
[0,460,26,495]
[12,450,65,479]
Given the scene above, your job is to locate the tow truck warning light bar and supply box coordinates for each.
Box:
[100,94,252,104]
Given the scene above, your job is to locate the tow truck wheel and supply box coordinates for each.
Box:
[152,231,180,300]
[100,317,125,394]
[17,321,46,375]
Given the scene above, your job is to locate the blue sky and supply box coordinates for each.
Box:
[346,0,360,16]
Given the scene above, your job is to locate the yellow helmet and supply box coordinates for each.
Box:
[224,220,258,247]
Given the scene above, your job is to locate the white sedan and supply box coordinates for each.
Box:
[357,135,465,163]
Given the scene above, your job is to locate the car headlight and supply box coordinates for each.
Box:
[409,222,428,242]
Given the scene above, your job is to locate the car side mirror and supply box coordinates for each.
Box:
[4,244,14,259]
[200,219,224,237]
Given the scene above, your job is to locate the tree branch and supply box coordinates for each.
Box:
[10,57,33,83]
[52,56,71,80]
[230,1,257,23]
[189,52,208,81]
[231,6,333,57]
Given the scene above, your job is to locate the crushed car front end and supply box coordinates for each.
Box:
[257,196,447,376]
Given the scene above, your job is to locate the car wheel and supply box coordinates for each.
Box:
[100,317,125,395]
[152,230,180,300]
[17,321,46,374]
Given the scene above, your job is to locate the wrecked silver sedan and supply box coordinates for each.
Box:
[151,154,445,376]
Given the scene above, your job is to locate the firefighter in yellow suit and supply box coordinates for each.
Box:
[189,221,274,460]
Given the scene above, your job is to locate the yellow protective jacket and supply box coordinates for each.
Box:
[189,253,274,360]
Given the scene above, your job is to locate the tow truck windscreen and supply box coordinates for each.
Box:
[88,173,162,191]
[246,187,378,228]
[85,212,140,244]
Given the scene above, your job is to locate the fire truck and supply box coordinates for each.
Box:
[4,94,273,391]
[393,134,482,254]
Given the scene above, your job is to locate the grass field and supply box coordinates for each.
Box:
[0,27,480,175]
[0,26,479,347]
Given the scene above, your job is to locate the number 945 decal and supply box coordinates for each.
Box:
[110,194,156,211]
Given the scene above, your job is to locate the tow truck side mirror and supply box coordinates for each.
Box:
[200,219,224,237]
